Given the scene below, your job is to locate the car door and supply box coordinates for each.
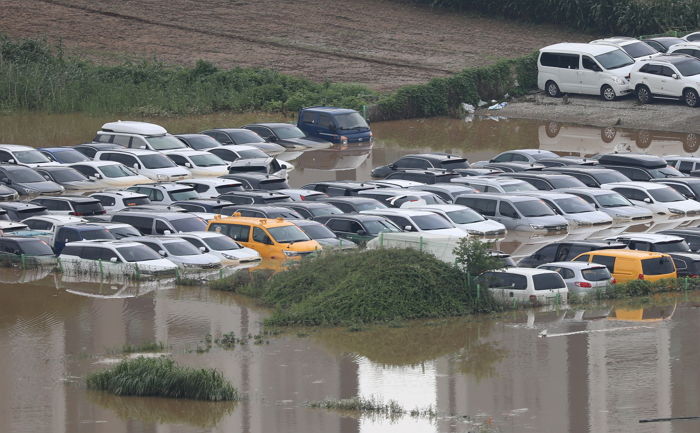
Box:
[661,65,684,97]
[637,64,664,94]
[555,53,581,93]
[497,201,520,227]
[579,55,603,95]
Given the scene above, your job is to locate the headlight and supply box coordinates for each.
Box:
[221,253,237,260]
[668,208,685,215]
[614,77,626,85]
[283,250,300,257]
[530,224,545,230]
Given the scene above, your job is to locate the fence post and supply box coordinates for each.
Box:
[20,253,25,269]
[419,236,424,252]
[379,232,384,248]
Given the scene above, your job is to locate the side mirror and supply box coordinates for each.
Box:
[164,230,172,235]
[158,250,167,257]
[672,74,680,79]
[132,163,140,169]
[199,246,207,253]
[267,136,277,142]
[643,197,652,203]
[356,229,367,236]
[185,162,192,168]
[42,174,51,181]
[404,225,413,231]
[7,159,14,164]
[110,257,118,263]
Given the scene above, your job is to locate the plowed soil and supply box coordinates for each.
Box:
[1,0,590,90]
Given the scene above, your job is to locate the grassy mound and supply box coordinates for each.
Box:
[87,357,238,401]
[221,249,495,326]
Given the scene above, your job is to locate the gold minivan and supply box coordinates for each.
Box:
[573,249,676,282]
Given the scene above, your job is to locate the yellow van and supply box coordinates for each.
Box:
[573,249,676,282]
[206,215,321,260]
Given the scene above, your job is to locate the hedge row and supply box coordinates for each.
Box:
[405,0,700,36]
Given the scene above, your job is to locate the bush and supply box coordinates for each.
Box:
[86,357,238,401]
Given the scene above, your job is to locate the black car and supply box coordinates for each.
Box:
[651,178,700,200]
[171,199,230,214]
[175,134,222,150]
[242,123,331,149]
[480,162,544,172]
[30,196,105,216]
[0,202,49,221]
[544,166,632,187]
[220,173,289,190]
[371,153,469,178]
[73,142,123,159]
[597,153,684,181]
[200,128,285,155]
[385,169,461,184]
[498,172,587,190]
[277,202,344,219]
[35,166,97,191]
[227,158,285,176]
[407,183,478,203]
[302,181,377,197]
[667,252,700,277]
[217,190,292,205]
[659,229,700,252]
[316,196,386,213]
[641,37,685,53]
[220,205,302,219]
[518,241,626,268]
[314,214,402,244]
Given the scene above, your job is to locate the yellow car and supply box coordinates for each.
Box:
[207,215,321,260]
[573,249,676,282]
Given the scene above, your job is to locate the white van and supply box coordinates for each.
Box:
[538,43,635,101]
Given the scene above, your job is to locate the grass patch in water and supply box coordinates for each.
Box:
[86,357,238,401]
[113,341,166,354]
[308,396,436,419]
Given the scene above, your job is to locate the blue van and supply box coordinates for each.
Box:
[297,107,372,144]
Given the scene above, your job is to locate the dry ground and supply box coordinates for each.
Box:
[1,0,590,90]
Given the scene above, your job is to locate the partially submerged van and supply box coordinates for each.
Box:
[538,43,635,101]
[573,249,676,282]
[297,107,372,144]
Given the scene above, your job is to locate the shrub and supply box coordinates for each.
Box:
[86,357,238,401]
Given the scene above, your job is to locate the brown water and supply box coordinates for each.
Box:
[2,112,700,433]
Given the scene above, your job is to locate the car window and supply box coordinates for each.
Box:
[480,272,527,289]
[79,246,103,260]
[318,114,334,130]
[397,157,430,169]
[613,187,648,202]
[169,154,188,166]
[154,220,171,234]
[25,219,52,230]
[660,66,676,77]
[511,154,528,162]
[222,223,250,242]
[499,201,519,218]
[326,218,353,232]
[678,161,694,173]
[582,56,599,70]
[252,227,272,244]
[533,273,566,290]
[459,197,496,217]
[300,111,315,123]
[535,244,557,261]
[640,64,662,75]
[590,255,616,272]
[641,256,675,275]
[112,135,132,147]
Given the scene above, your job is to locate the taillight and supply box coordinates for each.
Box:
[300,195,306,201]
[638,273,645,280]
[690,274,698,278]
[71,212,83,216]
[575,281,592,288]
[611,278,617,284]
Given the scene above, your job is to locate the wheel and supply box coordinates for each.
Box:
[601,85,616,101]
[601,126,617,143]
[684,133,699,153]
[636,85,652,105]
[545,121,561,138]
[545,81,561,97]
[684,88,699,107]
[636,130,652,149]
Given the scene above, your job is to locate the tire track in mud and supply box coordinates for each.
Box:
[37,0,456,75]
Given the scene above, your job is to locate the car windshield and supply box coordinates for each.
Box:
[553,197,594,214]
[140,154,177,169]
[17,240,54,256]
[170,217,207,232]
[8,168,46,183]
[267,225,309,243]
[641,256,676,275]
[649,187,685,202]
[122,196,150,206]
[597,193,633,207]
[215,184,243,194]
[582,267,611,281]
[45,168,88,183]
[145,135,187,151]
[100,164,138,178]
[190,154,227,167]
[309,206,343,217]
[446,209,485,224]
[167,189,198,201]
[80,229,114,240]
[51,150,90,163]
[299,224,336,239]
[533,273,566,290]
[274,126,306,139]
[164,240,201,256]
[335,112,369,130]
[647,166,685,178]
[107,226,140,239]
[202,235,241,251]
[237,149,269,159]
[502,182,537,192]
[355,201,386,211]
[259,179,290,190]
[74,202,104,214]
[364,219,401,235]
[514,200,556,217]
[440,159,469,169]
[655,240,691,252]
[412,214,454,230]
[622,41,658,58]
[595,49,635,69]
[676,59,700,77]
[228,130,266,144]
[184,136,220,150]
[117,245,162,262]
[14,150,51,164]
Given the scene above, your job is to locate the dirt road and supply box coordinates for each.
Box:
[1,0,589,91]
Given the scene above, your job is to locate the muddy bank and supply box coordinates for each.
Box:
[497,92,700,135]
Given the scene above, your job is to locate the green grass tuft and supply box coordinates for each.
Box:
[87,357,238,401]
[113,341,166,354]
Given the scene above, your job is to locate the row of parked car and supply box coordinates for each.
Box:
[539,32,700,106]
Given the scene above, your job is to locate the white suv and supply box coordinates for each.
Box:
[666,41,700,59]
[590,37,660,60]
[94,121,188,152]
[630,54,700,107]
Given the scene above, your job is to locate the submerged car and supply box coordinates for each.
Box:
[175,231,261,264]
[59,240,178,276]
[131,236,222,269]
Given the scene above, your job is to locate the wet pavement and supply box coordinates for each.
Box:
[1,113,700,433]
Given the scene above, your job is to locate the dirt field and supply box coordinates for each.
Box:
[1,0,589,91]
[497,92,700,134]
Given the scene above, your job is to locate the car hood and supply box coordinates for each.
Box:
[279,137,333,149]
[190,166,229,176]
[422,227,468,237]
[61,180,101,190]
[18,181,64,194]
[131,258,179,272]
[666,199,700,212]
[168,253,222,267]
[249,142,286,155]
[314,237,358,249]
[217,247,261,262]
[456,219,507,234]
[102,175,155,186]
[602,205,654,219]
[563,211,613,224]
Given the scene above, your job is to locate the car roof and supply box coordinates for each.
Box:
[62,223,108,231]
[301,106,357,114]
[163,149,209,156]
[653,177,700,185]
[409,204,467,212]
[175,231,223,239]
[598,153,667,168]
[608,233,684,242]
[319,213,390,221]
[173,199,226,206]
[0,164,34,172]
[640,53,696,64]
[364,208,436,217]
[505,172,575,179]
[68,239,143,248]
[308,181,375,188]
[175,133,213,139]
[460,176,527,185]
[222,190,288,197]
[91,191,147,198]
[546,166,621,174]
[485,267,560,276]
[208,215,293,227]
[244,123,294,128]
[131,236,185,243]
[202,128,250,133]
[541,42,621,56]
[591,37,638,46]
[34,195,99,202]
[0,144,34,151]
[98,148,160,156]
[667,252,700,261]
[514,191,581,200]
[77,142,122,149]
[280,202,333,208]
[113,211,196,219]
[540,261,608,270]
[457,193,539,202]
[404,153,466,161]
[292,219,325,226]
[100,121,167,136]
[604,181,667,189]
[35,165,78,172]
[319,196,379,203]
[39,147,78,153]
[223,204,295,212]
[579,249,670,259]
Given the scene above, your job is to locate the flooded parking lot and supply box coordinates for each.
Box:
[2,113,700,433]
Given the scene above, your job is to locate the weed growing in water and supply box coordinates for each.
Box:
[111,341,166,354]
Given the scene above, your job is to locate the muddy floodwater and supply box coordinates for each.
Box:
[2,112,700,433]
